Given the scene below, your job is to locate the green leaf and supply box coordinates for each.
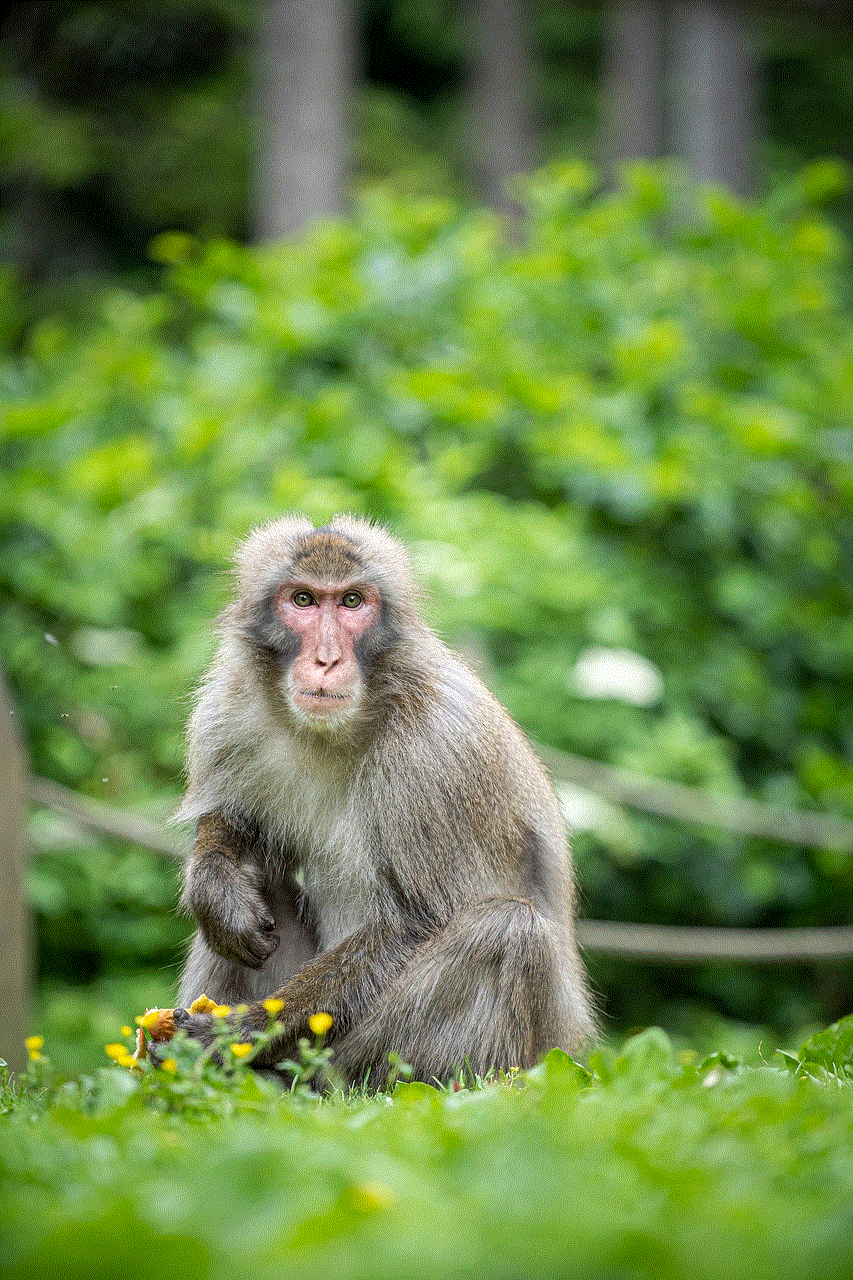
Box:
[797,1014,853,1074]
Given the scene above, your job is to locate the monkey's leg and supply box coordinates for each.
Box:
[332,897,581,1088]
[178,873,317,1008]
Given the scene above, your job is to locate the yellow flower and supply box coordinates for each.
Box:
[161,1058,177,1074]
[262,998,284,1015]
[188,994,217,1014]
[135,1010,163,1030]
[104,1043,135,1069]
[230,1043,254,1059]
[25,1037,46,1064]
[25,1034,45,1064]
[211,1004,231,1018]
[120,1026,132,1038]
[308,1012,333,1036]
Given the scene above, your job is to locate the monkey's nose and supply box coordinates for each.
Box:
[315,652,341,671]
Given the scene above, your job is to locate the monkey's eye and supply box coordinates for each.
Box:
[341,591,363,609]
[292,590,315,607]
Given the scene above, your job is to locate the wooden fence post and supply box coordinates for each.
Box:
[0,676,31,1076]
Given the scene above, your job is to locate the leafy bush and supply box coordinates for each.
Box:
[3,1018,853,1280]
[2,163,851,1029]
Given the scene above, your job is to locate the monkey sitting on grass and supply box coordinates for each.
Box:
[166,515,595,1086]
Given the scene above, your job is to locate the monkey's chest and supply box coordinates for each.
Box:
[301,839,375,950]
[253,738,373,948]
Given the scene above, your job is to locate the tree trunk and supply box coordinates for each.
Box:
[254,0,353,241]
[671,0,757,196]
[603,0,667,171]
[469,0,533,215]
[0,677,30,1077]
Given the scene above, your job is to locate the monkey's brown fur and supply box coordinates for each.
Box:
[173,515,596,1086]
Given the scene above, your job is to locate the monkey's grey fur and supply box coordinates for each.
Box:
[174,515,596,1086]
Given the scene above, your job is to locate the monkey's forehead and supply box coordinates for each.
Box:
[290,532,364,581]
[234,515,416,598]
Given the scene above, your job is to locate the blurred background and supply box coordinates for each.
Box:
[1,0,852,1073]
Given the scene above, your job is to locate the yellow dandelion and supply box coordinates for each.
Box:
[135,1010,162,1031]
[308,1012,333,1036]
[25,1036,44,1052]
[161,1058,178,1074]
[28,1049,43,1063]
[211,1004,231,1018]
[230,1043,254,1059]
[120,1026,132,1038]
[262,998,284,1015]
[105,1044,136,1068]
[188,994,217,1014]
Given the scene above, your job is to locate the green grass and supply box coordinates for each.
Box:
[2,1017,853,1280]
[32,971,179,1077]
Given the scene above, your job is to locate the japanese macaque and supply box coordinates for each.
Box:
[171,515,595,1086]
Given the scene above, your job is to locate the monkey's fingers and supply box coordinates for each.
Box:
[197,910,280,967]
[227,893,281,966]
[231,929,281,969]
[145,1038,166,1067]
[171,1009,218,1049]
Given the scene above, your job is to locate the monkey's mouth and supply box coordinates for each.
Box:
[295,689,354,705]
[297,691,350,701]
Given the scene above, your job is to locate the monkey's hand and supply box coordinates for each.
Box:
[185,866,280,970]
[146,1012,219,1068]
[169,1007,285,1068]
[168,1010,216,1050]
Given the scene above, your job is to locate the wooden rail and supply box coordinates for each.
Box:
[541,746,853,851]
[576,920,853,963]
[29,777,181,858]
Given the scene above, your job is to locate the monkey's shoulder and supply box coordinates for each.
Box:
[370,657,566,854]
[406,654,556,792]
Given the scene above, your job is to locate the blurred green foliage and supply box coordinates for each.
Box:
[3,1019,853,1280]
[2,163,852,1032]
[2,0,851,333]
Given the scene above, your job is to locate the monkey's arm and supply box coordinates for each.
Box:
[182,811,280,969]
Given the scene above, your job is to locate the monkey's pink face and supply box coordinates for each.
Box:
[275,580,381,726]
